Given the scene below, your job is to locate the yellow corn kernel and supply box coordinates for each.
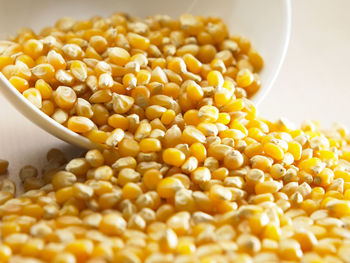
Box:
[112,93,135,114]
[236,68,254,87]
[186,80,204,101]
[222,98,245,112]
[140,138,162,153]
[23,88,42,108]
[23,39,43,59]
[217,112,230,125]
[157,177,184,198]
[326,200,350,217]
[31,63,55,81]
[143,169,163,190]
[310,187,325,202]
[210,167,228,180]
[183,53,202,74]
[122,182,142,200]
[237,234,261,254]
[197,123,218,137]
[54,86,77,109]
[9,76,29,93]
[207,70,224,87]
[262,223,281,241]
[97,72,113,90]
[288,141,302,161]
[160,109,176,125]
[300,199,317,214]
[176,237,196,255]
[41,100,55,116]
[118,138,140,157]
[198,105,219,123]
[105,128,125,147]
[214,87,232,107]
[108,47,130,66]
[145,105,166,120]
[299,158,322,173]
[151,58,166,69]
[198,44,216,63]
[341,151,350,162]
[151,66,168,83]
[130,53,147,67]
[210,58,226,73]
[89,35,108,53]
[224,150,244,170]
[334,170,350,182]
[67,116,95,133]
[264,142,284,160]
[248,213,269,235]
[85,129,108,144]
[122,73,137,88]
[70,60,88,82]
[251,155,272,172]
[0,244,11,262]
[84,149,104,168]
[317,150,337,166]
[20,238,44,257]
[65,239,94,262]
[36,55,48,65]
[47,50,66,70]
[94,61,111,76]
[1,221,20,237]
[127,32,150,50]
[189,143,207,163]
[182,126,206,144]
[98,213,127,236]
[167,57,187,74]
[85,46,102,60]
[279,239,303,261]
[314,168,334,187]
[248,127,265,141]
[136,69,151,85]
[1,65,16,79]
[255,181,282,195]
[184,110,201,126]
[163,148,186,167]
[219,129,246,140]
[191,167,211,184]
[248,48,264,71]
[108,114,129,130]
[0,56,13,70]
[62,43,83,59]
[209,185,232,201]
[34,79,52,99]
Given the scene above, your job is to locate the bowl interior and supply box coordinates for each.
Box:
[0,0,290,103]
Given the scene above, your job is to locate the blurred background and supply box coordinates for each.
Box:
[260,0,350,126]
[0,0,350,186]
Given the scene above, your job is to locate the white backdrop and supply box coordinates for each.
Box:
[260,0,350,128]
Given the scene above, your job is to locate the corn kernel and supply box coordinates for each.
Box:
[9,76,29,93]
[23,88,42,108]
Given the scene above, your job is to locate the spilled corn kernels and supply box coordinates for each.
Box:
[1,12,350,263]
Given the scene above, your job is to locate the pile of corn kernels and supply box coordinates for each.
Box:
[0,12,262,147]
[0,13,350,263]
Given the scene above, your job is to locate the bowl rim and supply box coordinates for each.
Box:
[0,73,97,149]
[251,0,292,106]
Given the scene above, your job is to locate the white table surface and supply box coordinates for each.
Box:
[1,0,350,191]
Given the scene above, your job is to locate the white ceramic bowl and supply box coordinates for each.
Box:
[0,0,291,149]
